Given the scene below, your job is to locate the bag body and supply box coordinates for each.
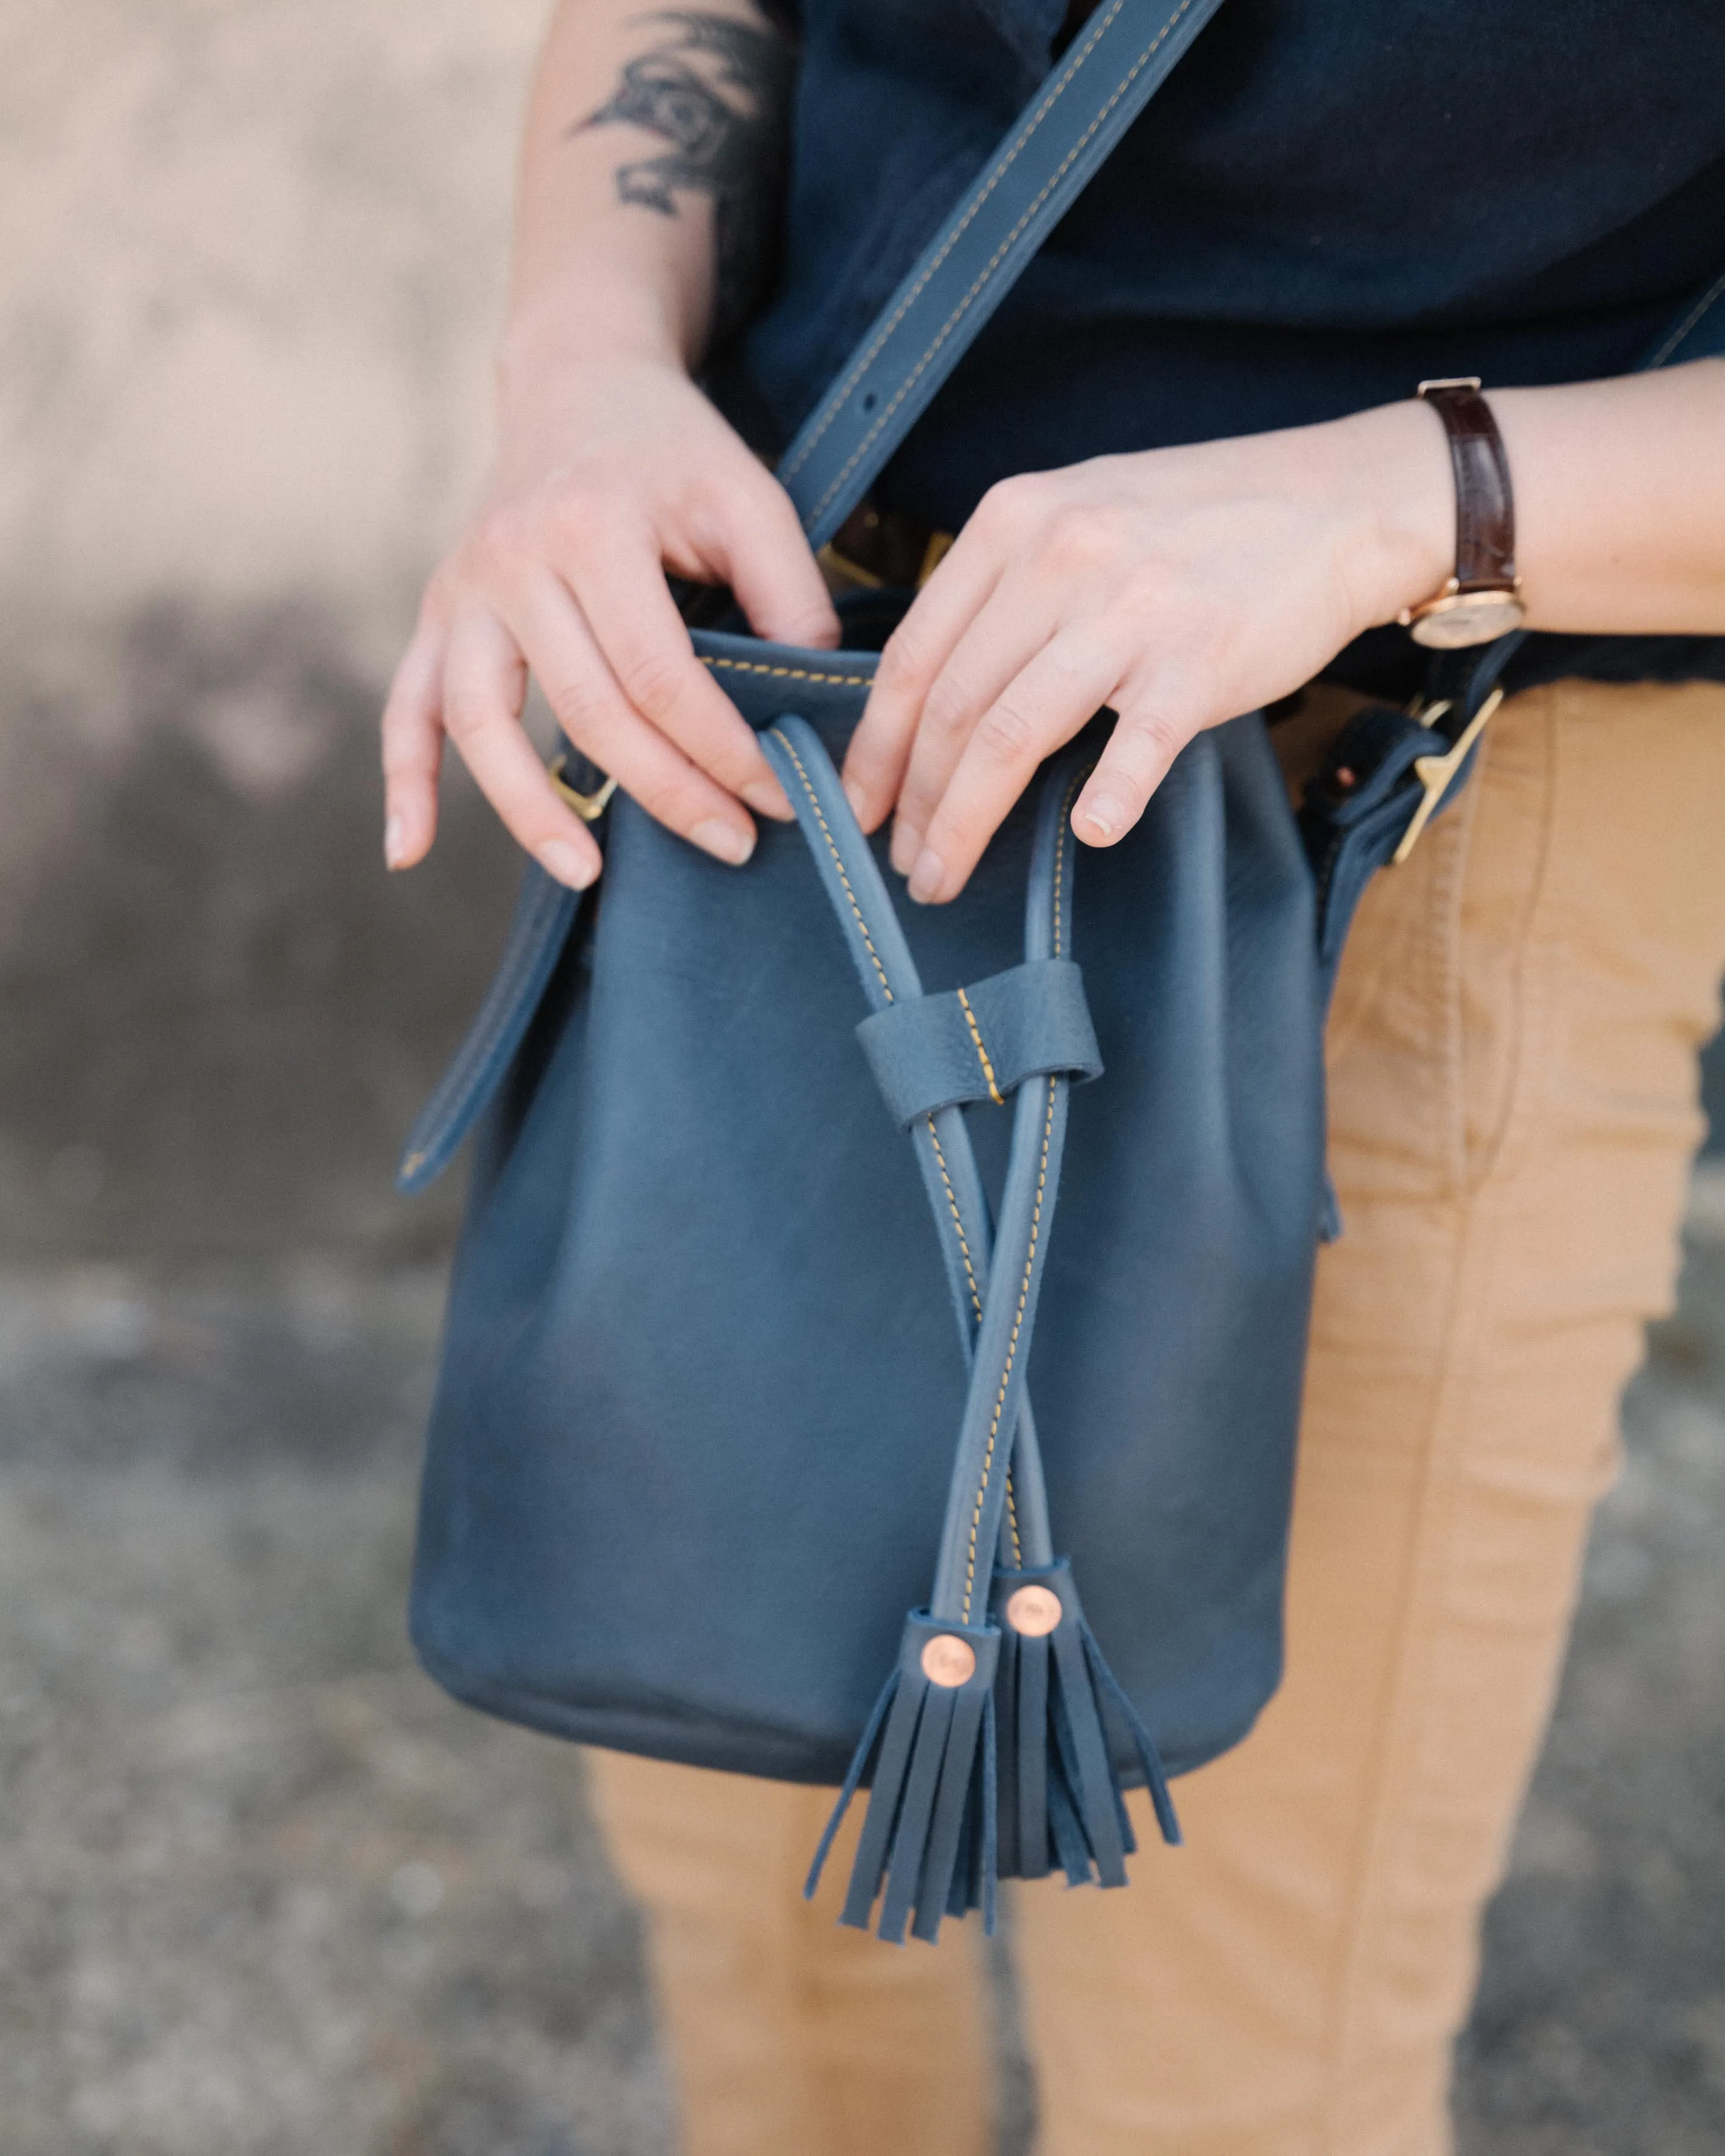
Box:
[410,613,1327,1788]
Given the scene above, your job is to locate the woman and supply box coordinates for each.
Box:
[381,4,1725,2151]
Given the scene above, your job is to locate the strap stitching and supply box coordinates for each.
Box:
[781,0,1140,480]
[798,0,1199,529]
[925,1117,984,1321]
[961,1073,1057,1624]
[959,769,1086,1614]
[702,654,874,689]
[955,987,1005,1105]
[1052,765,1088,958]
[768,728,893,1000]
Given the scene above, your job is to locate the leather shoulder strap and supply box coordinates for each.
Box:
[775,0,1227,546]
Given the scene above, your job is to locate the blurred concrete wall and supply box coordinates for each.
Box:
[2,0,547,639]
[0,0,554,1264]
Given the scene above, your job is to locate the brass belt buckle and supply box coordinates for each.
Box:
[1391,687,1504,865]
[549,754,617,822]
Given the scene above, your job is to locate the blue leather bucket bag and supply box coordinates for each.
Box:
[398,0,1725,1942]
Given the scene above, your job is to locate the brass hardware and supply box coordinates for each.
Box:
[917,530,955,585]
[920,1634,977,1688]
[549,755,618,822]
[817,527,955,595]
[1391,687,1505,865]
[1004,1584,1063,1636]
[817,541,884,592]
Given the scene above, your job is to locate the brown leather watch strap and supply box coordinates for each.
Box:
[1416,377,1517,591]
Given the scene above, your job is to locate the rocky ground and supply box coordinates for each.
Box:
[0,614,1721,2155]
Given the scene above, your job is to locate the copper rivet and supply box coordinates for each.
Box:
[920,1635,977,1688]
[1005,1585,1063,1637]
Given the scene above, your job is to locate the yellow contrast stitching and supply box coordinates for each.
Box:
[925,1117,983,1322]
[767,725,986,1330]
[702,655,873,689]
[1005,1479,1024,1568]
[781,0,1135,479]
[961,1074,1057,1624]
[768,728,892,1000]
[802,0,1198,528]
[962,766,1089,1614]
[955,987,1004,1106]
[1051,765,1088,959]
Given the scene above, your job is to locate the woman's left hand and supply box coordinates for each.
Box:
[841,401,1452,901]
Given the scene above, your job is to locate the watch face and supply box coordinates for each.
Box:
[1408,590,1527,650]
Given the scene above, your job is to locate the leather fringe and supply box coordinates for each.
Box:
[991,1560,1180,1885]
[805,1614,1000,1944]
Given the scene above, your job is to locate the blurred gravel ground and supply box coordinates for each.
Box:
[1,1205,1721,2155]
[0,1261,665,2156]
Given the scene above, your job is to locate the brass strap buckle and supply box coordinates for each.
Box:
[817,528,955,594]
[549,754,617,822]
[1391,687,1504,865]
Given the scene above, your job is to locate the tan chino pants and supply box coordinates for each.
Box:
[589,676,1725,2156]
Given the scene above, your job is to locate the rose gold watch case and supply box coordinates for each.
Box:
[1400,580,1527,650]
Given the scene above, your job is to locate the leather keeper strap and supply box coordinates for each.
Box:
[855,959,1103,1127]
[1418,378,1517,591]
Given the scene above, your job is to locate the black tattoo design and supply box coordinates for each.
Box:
[579,12,794,342]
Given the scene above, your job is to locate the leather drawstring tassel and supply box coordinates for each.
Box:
[991,1559,1180,1885]
[805,1613,1000,1943]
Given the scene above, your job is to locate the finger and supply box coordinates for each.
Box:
[842,534,1006,834]
[888,585,1061,875]
[906,631,1124,904]
[720,470,841,653]
[507,571,762,865]
[440,609,603,889]
[381,625,445,868]
[1072,688,1206,846]
[562,521,794,822]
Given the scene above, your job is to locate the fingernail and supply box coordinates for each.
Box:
[1078,792,1124,841]
[890,822,922,877]
[742,778,793,822]
[692,818,755,866]
[384,814,405,869]
[539,839,597,889]
[908,845,945,904]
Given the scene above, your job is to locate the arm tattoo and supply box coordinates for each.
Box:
[578,11,795,342]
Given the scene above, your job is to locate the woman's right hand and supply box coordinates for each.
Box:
[381,341,839,888]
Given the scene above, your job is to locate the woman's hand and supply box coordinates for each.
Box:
[382,338,839,889]
[842,401,1452,902]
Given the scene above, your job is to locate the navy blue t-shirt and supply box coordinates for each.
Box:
[733,0,1725,690]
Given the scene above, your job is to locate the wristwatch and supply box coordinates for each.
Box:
[1397,377,1527,649]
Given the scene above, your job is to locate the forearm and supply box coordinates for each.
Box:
[1358,359,1725,637]
[381,1,833,891]
[502,0,794,388]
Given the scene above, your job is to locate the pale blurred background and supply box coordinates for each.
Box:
[1,5,1722,2152]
